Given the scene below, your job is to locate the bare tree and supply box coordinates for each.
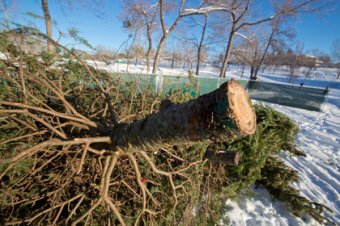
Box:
[121,0,237,75]
[41,0,54,52]
[163,47,180,69]
[232,48,249,78]
[40,0,106,53]
[250,25,277,79]
[94,45,116,63]
[176,13,224,75]
[331,39,340,79]
[214,0,273,78]
[285,45,304,82]
[152,0,235,74]
[205,0,332,78]
[250,18,295,79]
[183,45,196,70]
[132,44,145,66]
[195,14,208,75]
[152,0,184,74]
[120,0,159,73]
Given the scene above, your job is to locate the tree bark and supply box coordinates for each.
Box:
[152,0,183,74]
[152,35,167,74]
[111,79,256,149]
[254,27,276,78]
[196,14,208,76]
[41,0,54,53]
[220,28,235,78]
[250,49,258,80]
[171,54,175,69]
[146,24,153,73]
[241,64,245,78]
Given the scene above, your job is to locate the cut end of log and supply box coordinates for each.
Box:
[227,79,256,135]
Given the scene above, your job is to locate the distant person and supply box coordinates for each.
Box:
[323,87,329,95]
[300,82,304,87]
[250,66,254,79]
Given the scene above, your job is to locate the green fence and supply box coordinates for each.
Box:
[112,72,247,96]
[111,73,328,111]
[246,80,328,111]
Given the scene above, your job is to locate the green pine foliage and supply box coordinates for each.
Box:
[259,156,334,225]
[222,104,300,194]
[221,105,333,225]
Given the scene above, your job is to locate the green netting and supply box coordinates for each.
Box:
[112,73,247,97]
[111,73,328,111]
[246,80,328,111]
[162,75,192,92]
[112,73,157,91]
[198,77,219,94]
[234,79,248,87]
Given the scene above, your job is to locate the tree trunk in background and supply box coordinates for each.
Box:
[254,28,275,78]
[241,64,245,78]
[146,24,153,73]
[220,27,235,78]
[41,0,54,53]
[152,35,167,74]
[171,54,175,69]
[152,0,183,74]
[250,48,260,79]
[196,14,208,76]
[111,79,256,149]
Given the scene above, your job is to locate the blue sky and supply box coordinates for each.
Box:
[2,0,340,55]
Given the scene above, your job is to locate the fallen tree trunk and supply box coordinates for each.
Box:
[111,79,256,149]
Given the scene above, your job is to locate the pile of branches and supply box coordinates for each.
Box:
[0,34,229,225]
[0,32,334,225]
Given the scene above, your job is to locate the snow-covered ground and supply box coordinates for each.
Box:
[225,92,340,226]
[222,68,340,226]
[88,60,339,225]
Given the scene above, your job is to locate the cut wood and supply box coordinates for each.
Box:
[111,79,256,149]
[204,150,240,166]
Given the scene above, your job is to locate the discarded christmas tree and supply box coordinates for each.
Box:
[0,34,333,225]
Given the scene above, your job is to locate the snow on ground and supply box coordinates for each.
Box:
[224,70,340,226]
[224,187,313,226]
[87,60,339,225]
[85,60,244,79]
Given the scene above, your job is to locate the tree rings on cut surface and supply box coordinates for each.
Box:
[227,79,256,135]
